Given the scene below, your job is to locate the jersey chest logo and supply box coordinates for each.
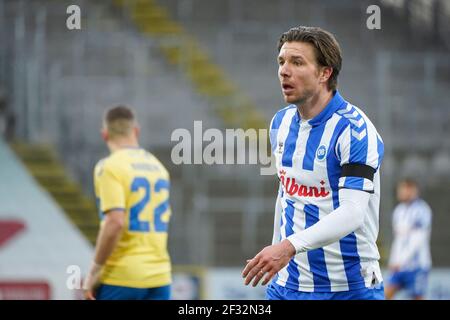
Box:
[316,145,327,162]
[279,170,330,198]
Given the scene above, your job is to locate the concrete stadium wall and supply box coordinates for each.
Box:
[0,138,93,299]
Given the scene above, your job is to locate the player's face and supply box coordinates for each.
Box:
[397,183,418,203]
[278,41,322,105]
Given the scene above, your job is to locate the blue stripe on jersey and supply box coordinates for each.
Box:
[339,235,364,290]
[343,176,365,189]
[377,136,384,169]
[327,116,365,290]
[349,120,368,190]
[304,204,331,292]
[282,114,300,167]
[271,107,293,130]
[303,123,326,171]
[349,120,368,162]
[270,106,294,152]
[326,117,349,209]
[284,199,300,288]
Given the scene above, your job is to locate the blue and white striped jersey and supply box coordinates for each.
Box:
[269,91,384,292]
[389,198,432,271]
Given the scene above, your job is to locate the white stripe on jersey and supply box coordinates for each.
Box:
[336,125,351,165]
[276,199,289,287]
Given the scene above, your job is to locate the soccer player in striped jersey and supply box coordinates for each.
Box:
[83,106,172,300]
[242,26,385,300]
[385,178,432,300]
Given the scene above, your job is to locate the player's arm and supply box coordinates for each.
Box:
[286,188,369,252]
[84,209,125,300]
[84,210,124,297]
[243,188,370,286]
[92,209,125,264]
[287,123,383,253]
[84,162,126,299]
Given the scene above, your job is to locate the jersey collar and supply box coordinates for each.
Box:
[297,90,347,126]
[112,146,142,153]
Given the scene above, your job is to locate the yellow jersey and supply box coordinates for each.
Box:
[94,147,172,288]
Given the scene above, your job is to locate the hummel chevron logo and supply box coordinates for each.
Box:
[337,105,352,115]
[343,110,359,119]
[349,118,365,128]
[352,129,367,141]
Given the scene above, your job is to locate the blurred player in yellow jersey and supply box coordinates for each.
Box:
[83,105,172,300]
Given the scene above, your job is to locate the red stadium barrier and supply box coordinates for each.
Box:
[0,281,51,300]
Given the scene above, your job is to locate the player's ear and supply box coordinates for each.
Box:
[101,128,108,142]
[134,125,140,138]
[320,66,333,84]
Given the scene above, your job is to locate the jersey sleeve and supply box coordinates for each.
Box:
[413,202,432,229]
[336,119,384,193]
[269,107,292,154]
[269,114,278,154]
[94,160,126,214]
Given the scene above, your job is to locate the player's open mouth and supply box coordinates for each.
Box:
[282,84,295,93]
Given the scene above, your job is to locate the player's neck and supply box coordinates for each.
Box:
[108,138,140,153]
[297,89,333,121]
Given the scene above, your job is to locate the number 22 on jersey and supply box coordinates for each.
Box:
[129,177,170,233]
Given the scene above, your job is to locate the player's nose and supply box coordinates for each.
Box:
[279,64,291,78]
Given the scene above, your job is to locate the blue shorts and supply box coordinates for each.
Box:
[388,269,429,298]
[96,284,171,300]
[266,282,385,300]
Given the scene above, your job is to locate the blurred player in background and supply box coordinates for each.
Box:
[385,178,432,300]
[83,105,172,300]
[243,26,385,300]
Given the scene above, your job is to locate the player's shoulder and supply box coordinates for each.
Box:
[94,152,123,177]
[94,157,108,177]
[334,102,366,128]
[137,148,163,166]
[105,152,124,167]
[334,101,382,141]
[414,198,432,214]
[270,104,297,128]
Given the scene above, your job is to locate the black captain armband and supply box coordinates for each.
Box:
[341,163,376,181]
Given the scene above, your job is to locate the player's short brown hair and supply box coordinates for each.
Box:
[399,177,418,188]
[103,105,137,138]
[278,26,342,91]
